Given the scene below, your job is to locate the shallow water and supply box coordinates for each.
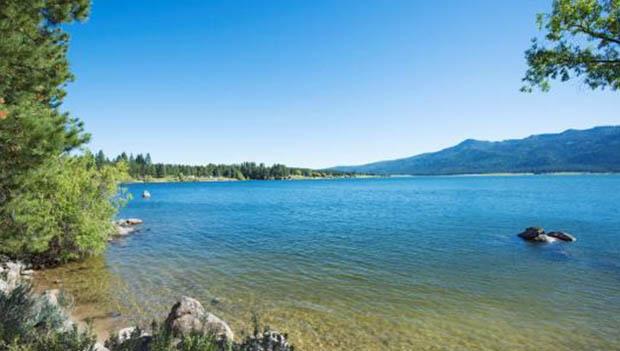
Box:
[43,176,620,350]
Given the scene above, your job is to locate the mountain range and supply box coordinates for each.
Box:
[330,126,620,175]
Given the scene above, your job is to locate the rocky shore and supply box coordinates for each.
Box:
[111,218,144,238]
[1,257,293,351]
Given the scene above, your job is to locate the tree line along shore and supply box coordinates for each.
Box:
[95,151,359,181]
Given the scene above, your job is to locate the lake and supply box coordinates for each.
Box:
[44,176,620,350]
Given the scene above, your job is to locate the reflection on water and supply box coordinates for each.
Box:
[35,177,620,350]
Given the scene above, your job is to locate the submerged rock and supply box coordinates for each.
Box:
[115,225,137,236]
[165,296,234,341]
[547,231,576,242]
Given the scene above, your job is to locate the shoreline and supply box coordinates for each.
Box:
[124,172,620,185]
[123,174,377,184]
[14,259,290,350]
[377,171,620,178]
[31,258,122,343]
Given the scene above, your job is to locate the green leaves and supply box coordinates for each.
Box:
[3,154,129,263]
[0,284,97,351]
[0,98,88,189]
[522,0,620,91]
[0,0,90,105]
[0,1,126,265]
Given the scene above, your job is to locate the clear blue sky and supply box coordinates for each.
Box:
[64,0,619,169]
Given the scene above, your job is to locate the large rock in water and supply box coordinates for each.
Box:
[164,296,234,341]
[517,227,557,243]
[518,227,545,241]
[123,218,144,225]
[547,231,576,242]
[517,227,576,243]
[111,218,144,238]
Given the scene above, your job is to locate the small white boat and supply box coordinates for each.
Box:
[142,190,151,199]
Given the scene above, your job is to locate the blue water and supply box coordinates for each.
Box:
[109,176,620,350]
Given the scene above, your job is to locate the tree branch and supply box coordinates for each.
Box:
[573,23,620,46]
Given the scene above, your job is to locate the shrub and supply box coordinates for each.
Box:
[1,154,129,265]
[106,321,227,351]
[0,284,96,351]
[105,316,294,351]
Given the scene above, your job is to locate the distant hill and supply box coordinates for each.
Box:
[330,126,620,175]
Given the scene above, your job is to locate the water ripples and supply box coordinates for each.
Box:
[66,176,620,350]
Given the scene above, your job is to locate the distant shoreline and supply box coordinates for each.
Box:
[120,172,619,185]
[386,171,620,177]
[123,174,378,184]
[385,172,620,178]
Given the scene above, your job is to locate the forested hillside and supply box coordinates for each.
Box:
[331,126,620,175]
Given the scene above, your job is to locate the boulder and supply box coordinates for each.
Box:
[517,227,575,243]
[5,262,21,292]
[204,313,234,341]
[115,218,143,227]
[94,343,110,351]
[118,327,137,343]
[547,231,576,242]
[0,261,24,293]
[0,279,7,294]
[123,218,144,226]
[6,261,24,273]
[165,296,233,341]
[108,327,151,350]
[111,218,143,238]
[517,227,545,241]
[531,233,556,243]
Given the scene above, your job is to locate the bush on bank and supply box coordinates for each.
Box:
[1,154,129,265]
[0,284,96,351]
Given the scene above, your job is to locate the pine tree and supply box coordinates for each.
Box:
[0,1,130,263]
[1,0,92,222]
[95,150,107,168]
